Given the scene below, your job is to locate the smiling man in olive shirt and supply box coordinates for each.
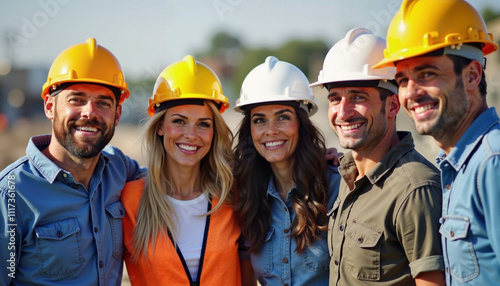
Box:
[311,28,445,285]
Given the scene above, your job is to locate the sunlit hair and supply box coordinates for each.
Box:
[378,86,395,102]
[234,106,328,254]
[129,100,234,262]
[447,54,487,98]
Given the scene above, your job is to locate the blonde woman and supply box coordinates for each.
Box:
[121,56,254,285]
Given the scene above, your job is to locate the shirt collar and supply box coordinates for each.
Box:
[26,134,110,184]
[265,173,297,201]
[26,134,61,183]
[339,131,415,186]
[436,107,500,170]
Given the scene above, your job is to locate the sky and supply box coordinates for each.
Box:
[2,0,500,79]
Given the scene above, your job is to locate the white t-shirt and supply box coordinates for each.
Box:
[167,193,209,281]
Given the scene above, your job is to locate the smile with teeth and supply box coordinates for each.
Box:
[414,104,435,114]
[265,141,285,147]
[339,123,361,131]
[75,126,98,132]
[178,144,198,151]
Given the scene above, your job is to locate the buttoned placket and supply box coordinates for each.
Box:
[439,159,455,285]
[61,167,109,283]
[275,193,292,286]
[330,171,365,286]
[90,158,107,285]
[61,163,108,284]
[332,191,355,285]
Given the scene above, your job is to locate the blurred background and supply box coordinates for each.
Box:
[2,1,500,284]
[1,0,500,168]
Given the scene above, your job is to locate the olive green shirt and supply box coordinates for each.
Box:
[328,132,444,285]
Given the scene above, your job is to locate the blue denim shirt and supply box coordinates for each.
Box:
[251,165,340,286]
[0,135,144,285]
[437,108,500,285]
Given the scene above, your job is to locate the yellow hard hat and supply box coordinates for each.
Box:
[148,55,229,116]
[374,0,498,68]
[41,38,130,104]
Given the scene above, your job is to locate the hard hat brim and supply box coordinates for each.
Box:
[234,97,318,116]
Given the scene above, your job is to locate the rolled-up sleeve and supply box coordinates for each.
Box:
[397,185,444,277]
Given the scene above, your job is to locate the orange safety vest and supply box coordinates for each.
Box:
[121,179,242,285]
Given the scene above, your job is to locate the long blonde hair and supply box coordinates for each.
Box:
[130,101,234,262]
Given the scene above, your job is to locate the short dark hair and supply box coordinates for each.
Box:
[446,54,487,98]
[378,86,395,102]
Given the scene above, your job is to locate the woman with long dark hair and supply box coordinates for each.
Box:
[233,56,340,285]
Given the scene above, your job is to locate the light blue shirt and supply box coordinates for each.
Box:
[437,107,500,285]
[251,165,340,286]
[0,135,144,285]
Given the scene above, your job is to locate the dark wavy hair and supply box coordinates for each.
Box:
[233,106,329,254]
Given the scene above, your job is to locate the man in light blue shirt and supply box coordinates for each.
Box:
[375,0,500,284]
[0,38,144,285]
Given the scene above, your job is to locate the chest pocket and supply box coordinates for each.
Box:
[105,200,125,259]
[344,220,382,281]
[327,197,341,255]
[251,228,274,277]
[303,232,330,272]
[439,216,479,282]
[35,217,83,278]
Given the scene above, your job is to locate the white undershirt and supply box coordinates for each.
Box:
[167,193,208,281]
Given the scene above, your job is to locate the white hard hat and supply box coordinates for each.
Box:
[310,28,397,94]
[235,56,318,116]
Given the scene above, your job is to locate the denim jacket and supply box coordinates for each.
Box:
[251,165,340,285]
[437,107,500,285]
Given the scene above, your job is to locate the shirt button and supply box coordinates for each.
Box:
[57,231,63,237]
[63,173,68,178]
[339,225,344,231]
[94,227,99,233]
[72,184,78,189]
[99,261,104,268]
[445,184,451,190]
[282,258,288,263]
[334,259,339,266]
[120,210,124,215]
[284,229,289,234]
[284,207,288,212]
[358,237,364,243]
[450,231,454,237]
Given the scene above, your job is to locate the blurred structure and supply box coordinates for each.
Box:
[0,66,48,126]
[485,17,500,108]
[1,18,500,170]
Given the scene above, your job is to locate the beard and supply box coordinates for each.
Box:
[338,117,387,152]
[416,77,468,139]
[336,105,387,152]
[53,114,115,159]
